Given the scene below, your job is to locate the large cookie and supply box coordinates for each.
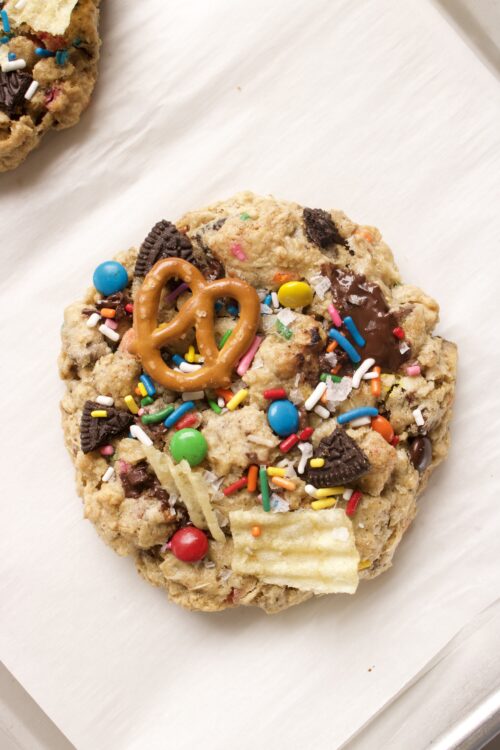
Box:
[0,0,100,172]
[59,192,457,614]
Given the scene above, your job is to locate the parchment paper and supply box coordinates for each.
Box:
[1,1,499,748]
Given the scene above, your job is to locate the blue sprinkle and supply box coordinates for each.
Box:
[139,373,156,397]
[227,304,239,317]
[343,316,365,347]
[0,36,9,45]
[73,37,82,47]
[214,301,224,314]
[55,49,69,65]
[7,52,16,61]
[264,294,272,307]
[35,48,55,58]
[164,401,195,428]
[328,329,361,363]
[1,10,11,34]
[337,407,378,425]
[172,354,186,367]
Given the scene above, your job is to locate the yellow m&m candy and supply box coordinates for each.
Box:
[277,281,313,308]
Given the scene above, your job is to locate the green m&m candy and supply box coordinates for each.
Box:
[170,428,208,467]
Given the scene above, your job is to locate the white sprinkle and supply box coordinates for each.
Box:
[352,358,376,388]
[314,404,330,419]
[130,425,153,446]
[1,59,27,72]
[15,0,28,8]
[362,371,379,380]
[297,442,313,474]
[349,416,372,427]
[304,381,327,411]
[86,312,100,328]
[413,407,425,427]
[101,466,114,483]
[24,80,39,101]
[343,488,354,501]
[99,323,120,342]
[182,390,204,400]
[304,484,318,498]
[276,307,296,327]
[217,397,225,408]
[179,362,202,373]
[248,434,275,448]
[271,292,279,308]
[96,395,114,407]
[260,303,273,315]
[399,341,410,354]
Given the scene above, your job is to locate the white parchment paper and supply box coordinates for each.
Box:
[1,1,499,748]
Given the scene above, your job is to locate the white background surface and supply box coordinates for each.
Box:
[1,1,500,748]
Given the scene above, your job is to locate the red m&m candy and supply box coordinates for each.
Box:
[170,527,208,562]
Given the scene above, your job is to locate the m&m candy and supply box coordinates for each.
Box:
[170,428,208,466]
[170,527,209,562]
[277,281,313,309]
[267,399,299,437]
[93,261,129,296]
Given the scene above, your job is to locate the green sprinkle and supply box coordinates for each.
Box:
[240,212,251,221]
[218,328,233,349]
[276,320,293,340]
[141,405,175,425]
[141,396,154,407]
[320,373,343,383]
[259,467,271,512]
[207,399,222,414]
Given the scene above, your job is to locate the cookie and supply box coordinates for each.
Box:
[59,192,457,614]
[0,0,100,172]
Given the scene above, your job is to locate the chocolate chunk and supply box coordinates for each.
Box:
[191,221,226,280]
[409,436,432,472]
[304,428,371,487]
[134,220,195,277]
[321,265,411,372]
[80,401,134,453]
[303,208,347,248]
[0,71,33,117]
[119,460,170,502]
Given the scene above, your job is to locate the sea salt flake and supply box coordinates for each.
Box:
[270,494,290,513]
[348,294,367,305]
[326,376,352,403]
[399,341,410,354]
[277,308,296,327]
[260,303,273,315]
[289,388,304,405]
[324,351,338,367]
[309,274,331,300]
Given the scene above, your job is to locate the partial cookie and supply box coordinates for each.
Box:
[59,192,457,614]
[0,0,100,172]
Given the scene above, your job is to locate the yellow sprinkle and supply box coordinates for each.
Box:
[315,486,345,498]
[137,382,148,397]
[156,322,168,330]
[310,458,325,468]
[185,345,196,363]
[193,353,204,363]
[226,388,249,411]
[358,559,372,571]
[267,467,286,477]
[124,395,139,414]
[90,410,107,418]
[311,498,337,510]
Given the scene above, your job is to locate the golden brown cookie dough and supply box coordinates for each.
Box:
[0,0,100,172]
[59,192,457,614]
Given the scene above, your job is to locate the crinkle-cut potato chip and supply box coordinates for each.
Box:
[5,0,79,34]
[230,508,359,594]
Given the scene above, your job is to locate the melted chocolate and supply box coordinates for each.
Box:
[322,265,411,372]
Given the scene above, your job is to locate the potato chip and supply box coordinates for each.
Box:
[230,508,359,594]
[5,0,79,34]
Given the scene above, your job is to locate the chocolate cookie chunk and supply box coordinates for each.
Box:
[0,71,32,117]
[134,220,195,277]
[80,401,134,453]
[303,208,347,248]
[304,428,371,487]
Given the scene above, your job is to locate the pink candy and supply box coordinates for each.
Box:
[327,303,342,327]
[236,335,263,376]
[406,364,421,376]
[99,445,114,456]
[230,242,247,261]
[105,318,118,330]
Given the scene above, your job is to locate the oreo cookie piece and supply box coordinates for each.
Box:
[80,401,134,454]
[134,220,195,277]
[303,208,347,248]
[0,70,33,117]
[304,428,370,487]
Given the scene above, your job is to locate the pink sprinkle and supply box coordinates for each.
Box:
[99,445,114,456]
[105,318,118,330]
[138,408,145,416]
[406,364,421,376]
[327,304,342,327]
[230,242,247,261]
[236,335,263,376]
[165,282,189,305]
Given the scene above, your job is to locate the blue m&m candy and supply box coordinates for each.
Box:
[93,261,129,296]
[267,399,299,437]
